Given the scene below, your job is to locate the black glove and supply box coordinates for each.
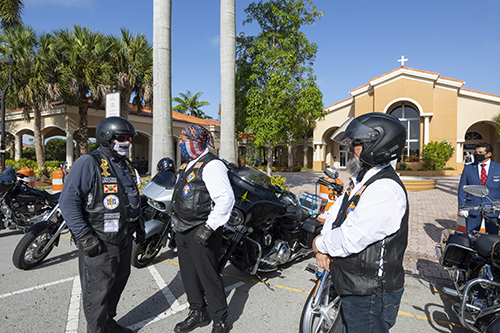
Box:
[194,223,213,247]
[77,230,102,257]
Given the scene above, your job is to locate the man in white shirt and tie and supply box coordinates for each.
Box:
[458,142,500,234]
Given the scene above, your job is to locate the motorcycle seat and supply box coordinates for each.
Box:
[474,234,500,258]
[45,191,61,204]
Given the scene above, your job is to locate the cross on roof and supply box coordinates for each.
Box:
[398,55,408,67]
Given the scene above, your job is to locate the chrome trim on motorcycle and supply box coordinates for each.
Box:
[41,220,67,253]
[312,270,330,309]
[460,278,500,333]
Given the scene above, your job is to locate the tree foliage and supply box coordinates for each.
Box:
[0,0,23,30]
[235,0,325,174]
[421,140,455,170]
[172,90,212,119]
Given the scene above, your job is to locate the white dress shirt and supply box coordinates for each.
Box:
[315,164,407,258]
[183,149,235,230]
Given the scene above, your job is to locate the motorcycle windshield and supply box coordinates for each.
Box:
[235,166,272,190]
[151,170,176,189]
[0,165,16,184]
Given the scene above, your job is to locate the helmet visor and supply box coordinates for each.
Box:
[330,117,379,146]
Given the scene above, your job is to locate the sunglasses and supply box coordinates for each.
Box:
[115,135,133,143]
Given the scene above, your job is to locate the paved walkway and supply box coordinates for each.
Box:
[276,170,459,280]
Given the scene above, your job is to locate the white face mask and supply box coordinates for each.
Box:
[113,142,131,157]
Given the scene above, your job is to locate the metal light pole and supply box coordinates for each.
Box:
[1,54,15,172]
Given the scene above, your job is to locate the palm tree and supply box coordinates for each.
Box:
[152,0,174,168]
[110,28,152,119]
[220,0,236,163]
[54,25,113,155]
[172,90,211,119]
[0,27,65,171]
[0,0,23,29]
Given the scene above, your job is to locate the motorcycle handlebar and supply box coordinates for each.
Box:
[460,203,500,213]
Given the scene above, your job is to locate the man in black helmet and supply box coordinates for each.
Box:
[312,112,409,332]
[60,117,143,333]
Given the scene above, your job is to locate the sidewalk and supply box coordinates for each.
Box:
[276,170,458,279]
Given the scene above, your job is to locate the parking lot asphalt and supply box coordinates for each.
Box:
[276,169,459,280]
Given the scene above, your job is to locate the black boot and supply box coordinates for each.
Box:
[211,320,229,333]
[174,309,210,333]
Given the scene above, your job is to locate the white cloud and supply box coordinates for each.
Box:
[210,35,220,47]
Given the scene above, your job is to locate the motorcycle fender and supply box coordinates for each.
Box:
[25,221,61,246]
[144,219,166,238]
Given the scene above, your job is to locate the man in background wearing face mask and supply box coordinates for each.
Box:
[59,117,143,333]
[458,142,500,234]
[312,113,408,332]
[170,125,234,333]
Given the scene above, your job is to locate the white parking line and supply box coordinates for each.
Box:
[66,277,81,333]
[0,276,74,299]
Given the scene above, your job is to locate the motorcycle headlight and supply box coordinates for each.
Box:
[147,198,166,212]
[227,208,244,227]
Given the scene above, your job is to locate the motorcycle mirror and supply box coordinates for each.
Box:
[463,185,489,197]
[324,167,339,180]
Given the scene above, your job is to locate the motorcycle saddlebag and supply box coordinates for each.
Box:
[301,218,323,248]
[442,231,474,268]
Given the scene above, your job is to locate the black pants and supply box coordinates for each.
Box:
[78,234,133,333]
[176,226,228,323]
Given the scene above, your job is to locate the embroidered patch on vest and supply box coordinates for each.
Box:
[104,219,119,232]
[100,159,111,177]
[102,177,118,183]
[194,162,204,168]
[182,184,191,197]
[187,171,196,183]
[355,185,367,196]
[87,193,93,206]
[103,194,119,210]
[179,164,187,170]
[346,201,356,216]
[104,184,118,193]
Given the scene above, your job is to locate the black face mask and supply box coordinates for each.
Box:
[474,153,487,163]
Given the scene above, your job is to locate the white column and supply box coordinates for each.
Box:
[422,113,433,145]
[15,133,22,160]
[456,141,464,163]
[65,129,76,167]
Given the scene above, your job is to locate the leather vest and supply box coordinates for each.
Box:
[331,166,409,296]
[84,149,139,244]
[171,153,218,233]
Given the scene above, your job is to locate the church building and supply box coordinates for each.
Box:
[312,58,500,173]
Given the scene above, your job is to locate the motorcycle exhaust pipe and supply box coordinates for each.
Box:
[442,287,460,298]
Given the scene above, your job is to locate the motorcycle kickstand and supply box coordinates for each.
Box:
[255,273,274,291]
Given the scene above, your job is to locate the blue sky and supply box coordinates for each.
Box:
[23,0,500,121]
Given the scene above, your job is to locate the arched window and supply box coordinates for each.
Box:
[389,104,420,157]
[465,131,483,140]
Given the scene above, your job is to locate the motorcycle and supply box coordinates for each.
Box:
[435,184,500,333]
[131,161,176,268]
[0,165,60,231]
[218,161,343,286]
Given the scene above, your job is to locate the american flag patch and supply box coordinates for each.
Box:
[194,162,204,168]
[104,184,118,193]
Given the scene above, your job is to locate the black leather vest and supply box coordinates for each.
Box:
[84,149,139,244]
[171,153,218,233]
[331,166,409,296]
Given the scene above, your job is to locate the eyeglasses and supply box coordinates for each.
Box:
[115,135,132,143]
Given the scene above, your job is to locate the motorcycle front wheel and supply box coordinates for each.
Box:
[300,279,342,333]
[131,234,162,268]
[12,227,55,270]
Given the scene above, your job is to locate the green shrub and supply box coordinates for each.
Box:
[292,165,301,172]
[270,174,290,191]
[421,141,455,170]
[398,162,407,171]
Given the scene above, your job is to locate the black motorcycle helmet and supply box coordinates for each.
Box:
[331,112,406,166]
[96,117,137,147]
[157,157,175,173]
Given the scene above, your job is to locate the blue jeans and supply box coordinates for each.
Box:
[340,286,404,333]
